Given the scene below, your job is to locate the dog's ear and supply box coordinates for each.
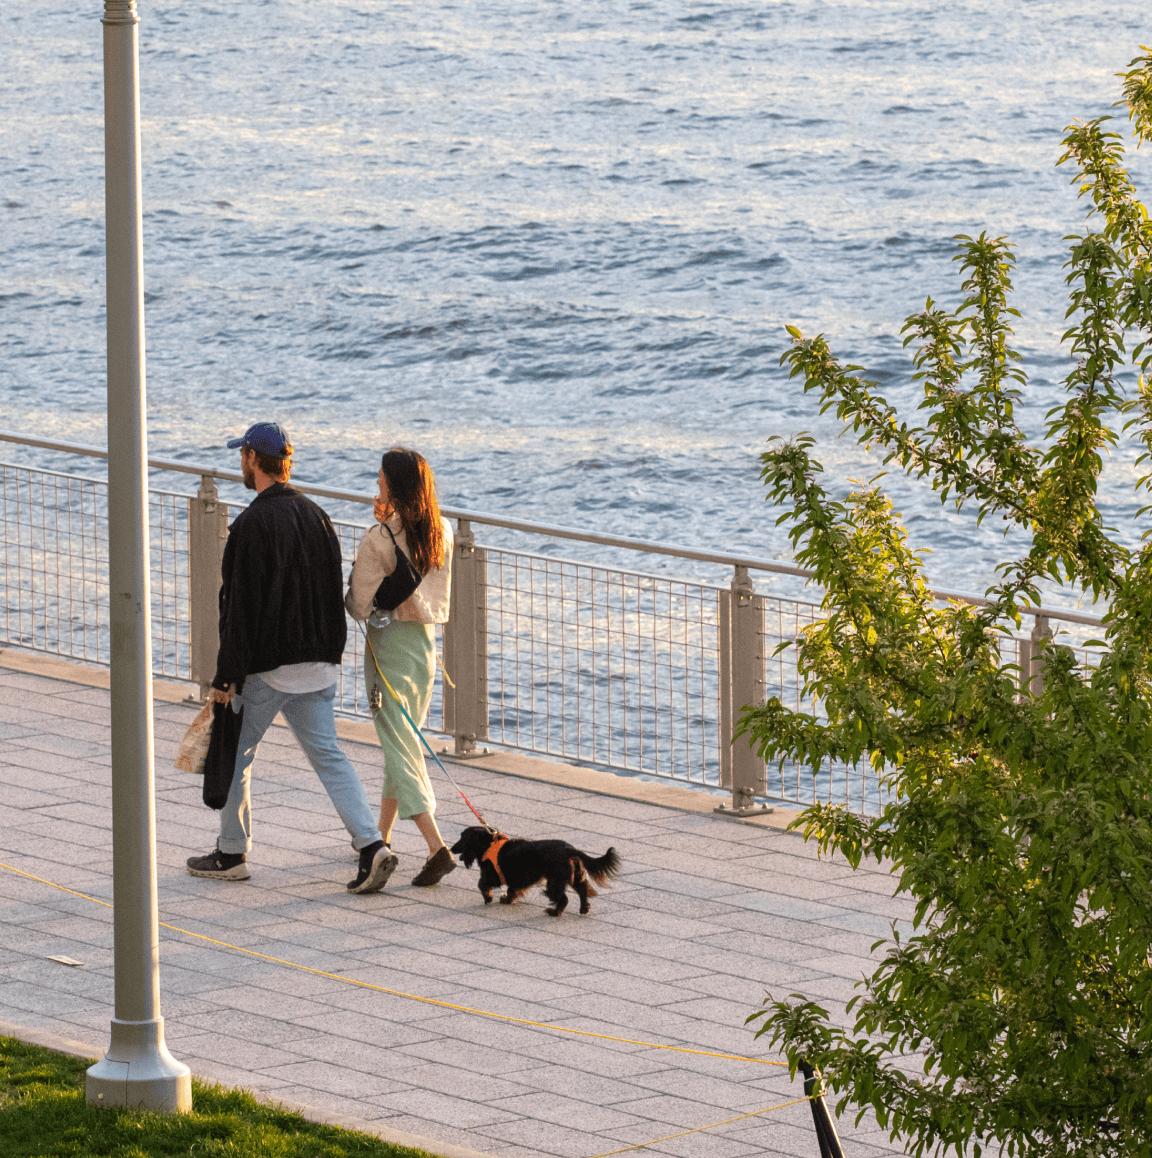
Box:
[450,829,472,865]
[452,827,489,869]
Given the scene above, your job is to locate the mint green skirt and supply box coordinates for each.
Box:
[365,619,437,819]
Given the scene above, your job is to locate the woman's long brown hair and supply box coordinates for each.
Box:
[379,447,446,575]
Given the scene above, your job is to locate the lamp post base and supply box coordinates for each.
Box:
[86,1017,191,1112]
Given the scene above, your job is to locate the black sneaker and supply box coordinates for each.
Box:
[187,848,250,881]
[347,842,398,894]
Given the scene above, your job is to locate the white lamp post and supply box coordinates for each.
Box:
[85,0,192,1113]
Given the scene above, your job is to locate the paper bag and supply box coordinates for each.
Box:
[175,701,214,775]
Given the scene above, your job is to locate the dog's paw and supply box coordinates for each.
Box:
[546,906,562,917]
[499,894,514,905]
[580,904,591,915]
[482,893,493,904]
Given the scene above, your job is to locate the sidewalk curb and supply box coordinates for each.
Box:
[0,1021,498,1158]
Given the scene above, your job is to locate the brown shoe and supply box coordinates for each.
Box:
[411,845,456,887]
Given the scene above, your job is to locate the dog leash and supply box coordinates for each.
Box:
[359,621,500,835]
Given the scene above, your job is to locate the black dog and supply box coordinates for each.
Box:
[450,826,620,916]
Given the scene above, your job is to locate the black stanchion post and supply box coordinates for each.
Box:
[800,1059,845,1158]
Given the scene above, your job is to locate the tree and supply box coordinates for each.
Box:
[740,50,1152,1158]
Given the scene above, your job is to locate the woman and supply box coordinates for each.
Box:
[345,447,455,891]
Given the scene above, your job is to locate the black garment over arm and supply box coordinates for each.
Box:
[212,483,348,692]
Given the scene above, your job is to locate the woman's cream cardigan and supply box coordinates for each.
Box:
[345,514,453,624]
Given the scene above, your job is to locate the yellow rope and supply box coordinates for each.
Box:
[584,1095,816,1157]
[0,860,786,1068]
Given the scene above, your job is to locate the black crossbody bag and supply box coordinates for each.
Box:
[373,523,423,611]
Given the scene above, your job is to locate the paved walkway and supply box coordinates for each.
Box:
[0,657,914,1158]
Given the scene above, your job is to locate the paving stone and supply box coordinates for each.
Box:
[611,1091,745,1130]
[0,785,73,810]
[299,980,463,1025]
[14,734,109,759]
[465,1144,547,1158]
[399,1037,548,1078]
[791,950,878,980]
[0,980,97,1016]
[398,1060,538,1103]
[566,947,711,985]
[2,959,114,999]
[195,984,335,1021]
[256,1083,397,1122]
[563,970,705,1007]
[720,1118,843,1158]
[387,1113,530,1154]
[369,1086,522,1130]
[256,1058,403,1099]
[476,1116,622,1158]
[439,967,586,1005]
[0,899,60,925]
[188,1031,313,1071]
[183,1057,298,1092]
[623,1068,777,1113]
[639,1129,763,1158]
[618,868,754,901]
[23,913,115,950]
[511,1064,657,1106]
[489,1090,647,1133]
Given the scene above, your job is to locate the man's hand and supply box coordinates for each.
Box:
[210,684,235,705]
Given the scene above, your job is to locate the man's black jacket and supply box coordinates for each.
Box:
[213,483,347,692]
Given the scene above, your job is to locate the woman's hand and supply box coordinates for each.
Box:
[373,496,391,524]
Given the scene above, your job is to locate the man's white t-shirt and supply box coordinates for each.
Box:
[257,661,340,694]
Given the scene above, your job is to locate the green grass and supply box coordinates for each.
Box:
[0,1036,440,1158]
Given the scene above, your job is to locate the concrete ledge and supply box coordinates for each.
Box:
[0,646,801,834]
[0,647,195,705]
[0,1020,496,1158]
[0,1019,103,1062]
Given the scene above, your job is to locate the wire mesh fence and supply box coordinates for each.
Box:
[484,550,723,784]
[0,465,193,679]
[2,463,104,668]
[0,455,1108,817]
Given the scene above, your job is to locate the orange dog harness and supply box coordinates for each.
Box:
[481,833,510,886]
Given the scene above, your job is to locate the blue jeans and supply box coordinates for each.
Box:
[217,674,382,855]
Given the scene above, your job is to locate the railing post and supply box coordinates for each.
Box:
[1028,613,1051,698]
[718,585,734,791]
[443,518,489,757]
[717,565,767,815]
[187,474,228,701]
[1016,635,1031,701]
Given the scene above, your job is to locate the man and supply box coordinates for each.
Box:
[186,421,397,894]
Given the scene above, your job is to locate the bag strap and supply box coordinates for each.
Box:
[380,520,423,575]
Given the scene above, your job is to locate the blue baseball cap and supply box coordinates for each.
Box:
[226,421,290,456]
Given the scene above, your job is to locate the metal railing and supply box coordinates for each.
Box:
[0,430,1106,816]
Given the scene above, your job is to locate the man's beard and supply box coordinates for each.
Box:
[242,463,256,491]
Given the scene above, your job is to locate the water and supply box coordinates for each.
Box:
[3,0,1150,601]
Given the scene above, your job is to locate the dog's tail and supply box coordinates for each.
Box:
[579,847,621,886]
